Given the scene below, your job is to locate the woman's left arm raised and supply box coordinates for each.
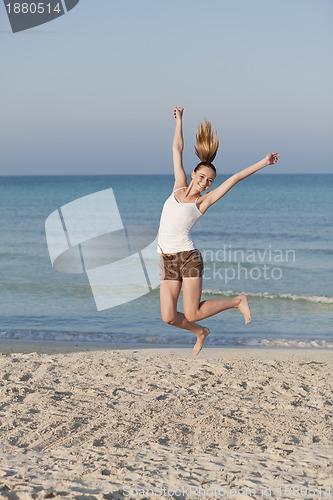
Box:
[199,153,279,213]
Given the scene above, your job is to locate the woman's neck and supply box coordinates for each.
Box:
[184,182,200,199]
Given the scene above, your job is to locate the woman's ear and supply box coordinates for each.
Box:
[191,171,195,179]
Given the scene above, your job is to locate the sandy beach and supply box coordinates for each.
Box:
[0,343,332,499]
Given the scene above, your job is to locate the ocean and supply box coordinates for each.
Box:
[0,174,332,348]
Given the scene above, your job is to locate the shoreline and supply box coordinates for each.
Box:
[0,338,332,357]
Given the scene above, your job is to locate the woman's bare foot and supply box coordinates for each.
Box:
[193,327,210,356]
[237,294,251,324]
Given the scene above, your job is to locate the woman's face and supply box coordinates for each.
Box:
[191,167,216,192]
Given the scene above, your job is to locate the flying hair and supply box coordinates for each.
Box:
[194,119,219,165]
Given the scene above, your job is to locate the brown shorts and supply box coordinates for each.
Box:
[159,249,204,281]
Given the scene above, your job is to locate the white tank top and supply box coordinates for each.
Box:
[157,187,203,254]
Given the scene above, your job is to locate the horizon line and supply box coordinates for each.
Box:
[1,172,332,177]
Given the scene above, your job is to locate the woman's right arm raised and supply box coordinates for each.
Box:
[172,106,188,191]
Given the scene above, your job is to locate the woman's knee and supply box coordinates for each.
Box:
[184,310,199,323]
[161,312,178,325]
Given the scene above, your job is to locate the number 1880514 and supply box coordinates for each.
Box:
[278,485,331,497]
[6,3,62,14]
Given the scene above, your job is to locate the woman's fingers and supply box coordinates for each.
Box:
[173,106,184,118]
[266,152,279,165]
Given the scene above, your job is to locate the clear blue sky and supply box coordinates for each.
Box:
[1,0,332,174]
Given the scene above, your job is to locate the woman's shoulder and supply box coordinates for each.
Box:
[173,185,187,193]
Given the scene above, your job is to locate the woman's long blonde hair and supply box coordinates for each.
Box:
[194,119,219,165]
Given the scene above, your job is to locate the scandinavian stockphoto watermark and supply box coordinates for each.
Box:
[202,245,296,285]
[3,0,80,33]
[45,189,295,311]
[122,484,332,498]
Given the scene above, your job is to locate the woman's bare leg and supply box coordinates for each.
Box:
[160,280,210,355]
[182,277,252,324]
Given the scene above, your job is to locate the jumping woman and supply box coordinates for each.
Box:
[158,106,279,355]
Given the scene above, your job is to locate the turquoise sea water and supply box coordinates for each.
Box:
[0,174,332,348]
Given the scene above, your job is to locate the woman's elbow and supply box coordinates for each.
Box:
[232,173,241,184]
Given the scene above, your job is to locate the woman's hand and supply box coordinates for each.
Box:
[265,153,280,165]
[174,106,184,120]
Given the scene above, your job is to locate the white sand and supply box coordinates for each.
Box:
[0,344,332,499]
